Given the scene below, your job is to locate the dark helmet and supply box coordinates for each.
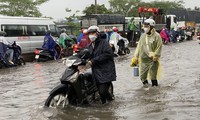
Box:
[0,31,7,36]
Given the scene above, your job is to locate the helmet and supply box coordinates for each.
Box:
[144,19,155,26]
[61,28,66,32]
[112,27,118,32]
[87,26,100,33]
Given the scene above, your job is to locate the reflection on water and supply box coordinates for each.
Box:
[1,41,200,119]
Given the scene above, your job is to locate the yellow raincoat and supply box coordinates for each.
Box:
[133,28,163,82]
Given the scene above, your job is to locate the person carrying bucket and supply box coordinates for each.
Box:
[131,18,163,88]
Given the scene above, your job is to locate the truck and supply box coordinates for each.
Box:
[177,21,195,28]
[81,14,126,35]
[138,7,177,32]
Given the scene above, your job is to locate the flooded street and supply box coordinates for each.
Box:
[1,40,200,120]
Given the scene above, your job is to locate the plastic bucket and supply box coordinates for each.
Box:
[133,66,139,77]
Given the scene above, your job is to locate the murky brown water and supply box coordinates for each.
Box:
[1,40,200,120]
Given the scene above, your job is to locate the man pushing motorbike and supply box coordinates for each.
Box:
[87,26,116,104]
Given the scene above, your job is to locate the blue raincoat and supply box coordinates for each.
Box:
[42,33,57,58]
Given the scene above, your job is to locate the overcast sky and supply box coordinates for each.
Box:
[39,0,199,21]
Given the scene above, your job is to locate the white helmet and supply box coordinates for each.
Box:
[87,26,100,33]
[61,28,66,32]
[144,19,155,26]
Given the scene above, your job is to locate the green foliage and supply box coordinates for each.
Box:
[108,0,185,17]
[109,0,141,16]
[65,9,80,23]
[142,1,185,14]
[0,0,49,17]
[64,8,81,36]
[83,4,112,15]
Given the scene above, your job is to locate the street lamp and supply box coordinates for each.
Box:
[95,0,97,14]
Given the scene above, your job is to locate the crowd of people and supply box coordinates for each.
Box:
[76,26,129,57]
[159,26,195,44]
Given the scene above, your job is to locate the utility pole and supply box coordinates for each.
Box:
[95,0,97,14]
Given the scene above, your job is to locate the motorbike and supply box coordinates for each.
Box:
[186,31,192,40]
[177,35,185,42]
[0,41,25,68]
[117,39,130,55]
[44,49,114,108]
[197,32,200,40]
[34,43,61,62]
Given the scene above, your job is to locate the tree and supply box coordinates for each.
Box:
[144,0,185,14]
[108,0,185,17]
[83,4,112,15]
[0,0,49,17]
[109,0,141,16]
[64,8,82,35]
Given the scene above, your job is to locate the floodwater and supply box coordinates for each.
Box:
[1,40,200,120]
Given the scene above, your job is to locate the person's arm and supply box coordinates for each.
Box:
[91,41,113,65]
[154,35,163,59]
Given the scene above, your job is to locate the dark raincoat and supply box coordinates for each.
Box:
[88,34,116,84]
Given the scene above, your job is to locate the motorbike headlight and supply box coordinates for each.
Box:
[69,72,78,83]
[63,59,76,67]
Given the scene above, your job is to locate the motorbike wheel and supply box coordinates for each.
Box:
[45,93,68,108]
[0,61,4,68]
[18,57,26,65]
[125,48,130,54]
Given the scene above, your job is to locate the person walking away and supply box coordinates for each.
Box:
[87,26,116,104]
[42,31,58,60]
[78,29,90,49]
[127,17,137,46]
[109,27,121,56]
[131,19,163,88]
[0,31,14,64]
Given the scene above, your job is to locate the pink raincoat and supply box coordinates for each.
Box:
[160,29,169,43]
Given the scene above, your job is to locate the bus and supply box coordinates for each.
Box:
[0,16,58,54]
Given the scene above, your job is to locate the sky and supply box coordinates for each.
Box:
[39,0,200,21]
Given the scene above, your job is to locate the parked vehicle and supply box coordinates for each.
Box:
[197,32,200,40]
[0,16,59,54]
[0,41,25,68]
[117,39,130,55]
[138,7,177,32]
[186,31,192,40]
[44,49,114,108]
